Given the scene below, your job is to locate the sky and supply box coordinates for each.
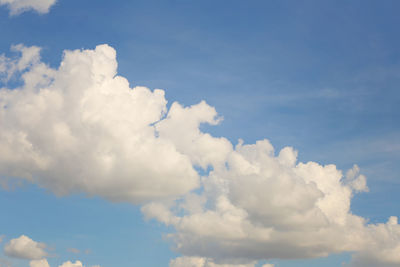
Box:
[0,0,399,267]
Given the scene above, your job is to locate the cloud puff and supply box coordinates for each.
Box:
[4,235,47,260]
[30,259,50,267]
[1,44,399,266]
[169,257,256,267]
[0,44,42,83]
[58,261,83,267]
[344,216,400,267]
[0,0,56,15]
[144,140,400,265]
[31,258,95,267]
[0,44,199,203]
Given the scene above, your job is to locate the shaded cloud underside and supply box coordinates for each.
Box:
[0,44,399,267]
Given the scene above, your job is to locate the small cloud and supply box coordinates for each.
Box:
[0,0,57,15]
[169,257,257,267]
[4,235,47,260]
[30,259,50,267]
[58,261,83,267]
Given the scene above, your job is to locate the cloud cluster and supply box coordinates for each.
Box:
[58,261,82,267]
[0,0,56,15]
[3,235,99,267]
[1,44,399,266]
[169,256,264,267]
[145,134,398,265]
[0,44,198,203]
[30,259,50,267]
[154,75,398,265]
[4,235,47,260]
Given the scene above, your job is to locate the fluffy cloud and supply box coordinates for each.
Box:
[344,216,400,267]
[58,261,83,267]
[1,44,399,266]
[4,235,47,260]
[31,258,95,267]
[30,259,50,267]
[0,44,199,203]
[169,257,256,267]
[144,140,400,265]
[156,101,232,169]
[0,0,56,15]
[0,44,42,83]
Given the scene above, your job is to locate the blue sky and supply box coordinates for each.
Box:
[0,1,399,267]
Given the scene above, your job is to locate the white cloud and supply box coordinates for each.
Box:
[4,235,47,260]
[58,261,83,267]
[0,44,42,83]
[156,101,232,169]
[344,216,400,267]
[344,164,369,193]
[145,139,400,265]
[170,257,206,267]
[0,44,199,203]
[1,44,400,266]
[169,257,256,267]
[32,258,93,267]
[0,0,56,15]
[30,259,50,267]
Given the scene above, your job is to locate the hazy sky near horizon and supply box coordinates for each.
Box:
[0,1,400,267]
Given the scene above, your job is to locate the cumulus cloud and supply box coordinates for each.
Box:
[31,258,94,267]
[4,235,47,260]
[58,261,83,267]
[0,44,42,83]
[0,0,56,15]
[1,44,399,266]
[30,258,50,267]
[144,139,400,265]
[169,257,256,267]
[344,216,400,267]
[0,44,198,203]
